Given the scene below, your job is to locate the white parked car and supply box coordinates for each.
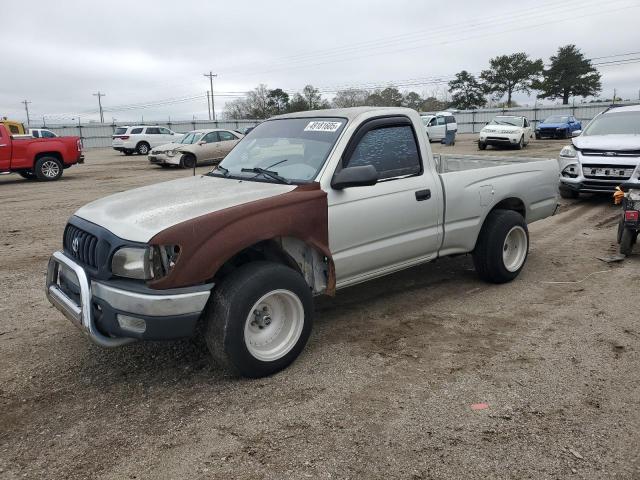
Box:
[29,128,58,138]
[421,112,457,142]
[479,116,534,150]
[112,126,184,155]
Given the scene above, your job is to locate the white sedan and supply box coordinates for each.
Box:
[479,115,534,150]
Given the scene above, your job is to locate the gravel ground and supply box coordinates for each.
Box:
[1,134,639,479]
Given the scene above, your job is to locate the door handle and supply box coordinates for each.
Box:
[415,189,431,201]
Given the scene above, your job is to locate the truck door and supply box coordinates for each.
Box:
[0,127,10,170]
[327,116,442,284]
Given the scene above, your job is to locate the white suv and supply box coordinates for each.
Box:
[112,126,184,155]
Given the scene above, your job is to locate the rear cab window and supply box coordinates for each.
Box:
[131,128,144,134]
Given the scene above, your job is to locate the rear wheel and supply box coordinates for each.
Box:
[136,142,150,155]
[478,142,487,150]
[620,228,636,256]
[34,156,63,181]
[473,209,529,283]
[204,261,313,378]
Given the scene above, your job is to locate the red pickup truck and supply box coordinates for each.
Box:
[0,124,83,181]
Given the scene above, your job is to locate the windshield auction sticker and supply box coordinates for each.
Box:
[304,121,342,132]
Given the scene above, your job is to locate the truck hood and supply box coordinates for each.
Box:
[573,134,640,151]
[75,176,296,243]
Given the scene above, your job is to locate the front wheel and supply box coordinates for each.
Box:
[515,135,524,150]
[473,209,529,283]
[478,142,487,150]
[204,261,313,378]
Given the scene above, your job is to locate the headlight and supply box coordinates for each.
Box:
[561,164,579,178]
[111,245,180,280]
[559,145,577,158]
[167,150,177,157]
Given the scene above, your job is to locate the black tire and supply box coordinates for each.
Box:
[34,156,63,181]
[617,218,624,244]
[124,150,133,156]
[160,164,171,169]
[18,170,36,180]
[563,129,569,139]
[535,133,541,140]
[620,228,635,256]
[136,142,150,155]
[473,209,529,284]
[515,135,524,150]
[478,142,487,150]
[204,261,313,378]
[559,187,580,199]
[179,154,196,169]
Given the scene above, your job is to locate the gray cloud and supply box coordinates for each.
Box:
[2,0,639,123]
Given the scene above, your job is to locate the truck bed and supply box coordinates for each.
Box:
[434,154,559,258]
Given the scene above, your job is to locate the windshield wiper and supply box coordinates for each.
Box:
[241,167,291,184]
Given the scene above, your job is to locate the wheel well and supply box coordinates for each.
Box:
[136,141,150,148]
[212,237,330,295]
[34,152,62,163]
[491,197,526,219]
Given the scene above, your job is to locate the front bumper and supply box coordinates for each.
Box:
[148,152,180,165]
[559,155,640,194]
[479,132,521,146]
[46,251,212,346]
[536,128,568,138]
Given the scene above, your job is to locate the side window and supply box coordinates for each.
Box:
[158,127,171,135]
[32,130,40,138]
[9,125,19,134]
[428,118,436,127]
[523,118,529,127]
[445,116,455,124]
[42,130,56,138]
[131,128,143,134]
[202,132,219,143]
[436,116,446,126]
[145,127,161,134]
[218,131,237,141]
[344,125,421,180]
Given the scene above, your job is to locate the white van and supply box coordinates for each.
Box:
[420,112,457,142]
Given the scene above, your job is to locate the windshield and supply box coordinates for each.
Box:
[489,116,523,127]
[421,116,433,125]
[583,111,640,136]
[114,127,127,135]
[179,131,204,144]
[544,115,568,123]
[215,117,346,183]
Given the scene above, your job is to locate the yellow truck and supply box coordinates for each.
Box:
[0,118,26,135]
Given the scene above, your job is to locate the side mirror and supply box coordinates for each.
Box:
[571,130,582,138]
[331,165,378,190]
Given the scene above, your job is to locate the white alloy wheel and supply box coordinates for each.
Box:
[503,226,528,272]
[244,289,304,362]
[42,160,60,178]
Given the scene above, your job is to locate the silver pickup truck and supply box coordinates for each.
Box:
[46,107,559,377]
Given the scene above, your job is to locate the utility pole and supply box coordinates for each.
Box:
[93,91,106,123]
[206,90,211,120]
[203,71,217,121]
[613,88,617,105]
[21,100,31,126]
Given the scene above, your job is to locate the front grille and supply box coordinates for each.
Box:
[64,224,99,268]
[582,164,635,181]
[581,180,622,192]
[581,149,640,157]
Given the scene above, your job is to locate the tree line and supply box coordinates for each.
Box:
[224,44,602,119]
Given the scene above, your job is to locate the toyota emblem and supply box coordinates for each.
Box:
[72,237,79,253]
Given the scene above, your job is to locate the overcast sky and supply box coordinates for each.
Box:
[2,0,640,124]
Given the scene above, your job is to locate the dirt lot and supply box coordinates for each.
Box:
[1,134,639,479]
